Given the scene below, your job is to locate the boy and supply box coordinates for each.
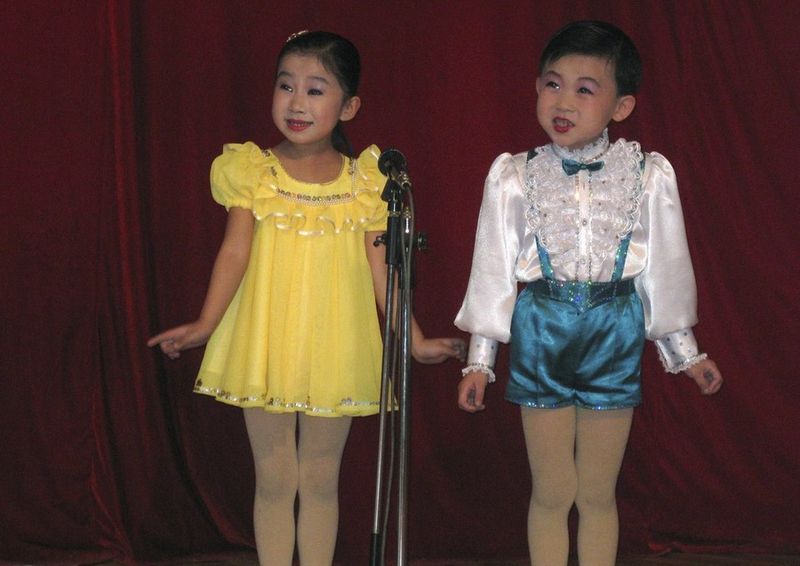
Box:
[455,21,722,566]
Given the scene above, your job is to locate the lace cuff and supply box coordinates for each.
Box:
[655,328,705,373]
[461,363,496,384]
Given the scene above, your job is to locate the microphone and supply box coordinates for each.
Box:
[378,148,412,191]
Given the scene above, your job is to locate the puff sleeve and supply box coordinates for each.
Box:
[634,153,705,371]
[455,153,528,345]
[354,145,389,232]
[210,142,264,211]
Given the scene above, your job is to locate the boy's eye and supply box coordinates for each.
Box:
[546,81,560,89]
[308,88,323,96]
[578,86,594,95]
[279,83,293,93]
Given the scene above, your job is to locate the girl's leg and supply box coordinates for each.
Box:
[296,413,352,566]
[574,407,633,566]
[521,406,578,566]
[244,409,299,566]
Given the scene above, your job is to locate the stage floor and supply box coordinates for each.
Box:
[98,552,800,565]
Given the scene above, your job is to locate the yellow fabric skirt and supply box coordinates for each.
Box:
[194,143,388,417]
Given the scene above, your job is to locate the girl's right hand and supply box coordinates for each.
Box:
[457,371,490,413]
[147,321,213,359]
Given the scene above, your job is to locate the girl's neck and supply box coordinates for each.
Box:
[272,140,343,184]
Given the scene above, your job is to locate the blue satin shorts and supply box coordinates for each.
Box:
[506,281,645,410]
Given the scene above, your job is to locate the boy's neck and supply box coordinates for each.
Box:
[551,128,610,163]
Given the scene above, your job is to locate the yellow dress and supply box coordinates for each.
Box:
[194,142,389,417]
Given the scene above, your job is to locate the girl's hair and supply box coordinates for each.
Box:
[278,31,361,156]
[539,21,642,96]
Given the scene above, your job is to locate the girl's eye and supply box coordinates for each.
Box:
[308,88,323,96]
[546,81,559,89]
[279,83,293,93]
[578,86,594,95]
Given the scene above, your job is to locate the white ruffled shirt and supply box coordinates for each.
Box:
[455,131,704,373]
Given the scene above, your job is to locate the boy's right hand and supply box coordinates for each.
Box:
[458,371,490,412]
[147,321,212,359]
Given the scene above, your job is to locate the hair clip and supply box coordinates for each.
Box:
[286,30,310,43]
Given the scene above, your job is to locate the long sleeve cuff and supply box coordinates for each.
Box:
[462,335,499,383]
[467,334,499,367]
[654,328,707,373]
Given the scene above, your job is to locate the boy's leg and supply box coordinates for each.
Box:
[521,405,578,566]
[296,413,352,566]
[243,409,299,566]
[574,407,634,566]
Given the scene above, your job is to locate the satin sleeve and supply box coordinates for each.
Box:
[455,153,528,344]
[633,153,700,365]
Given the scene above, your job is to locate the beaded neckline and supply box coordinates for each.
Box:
[261,149,357,206]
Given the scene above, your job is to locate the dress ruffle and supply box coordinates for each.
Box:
[211,142,387,236]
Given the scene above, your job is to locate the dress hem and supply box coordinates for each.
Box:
[193,385,381,418]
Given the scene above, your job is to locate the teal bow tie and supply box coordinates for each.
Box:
[562,159,604,176]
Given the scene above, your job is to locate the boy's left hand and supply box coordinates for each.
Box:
[412,337,466,364]
[684,358,723,395]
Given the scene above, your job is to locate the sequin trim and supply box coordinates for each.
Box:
[274,186,355,206]
[516,399,640,410]
[263,149,357,207]
[193,381,379,414]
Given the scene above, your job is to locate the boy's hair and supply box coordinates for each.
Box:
[277,31,361,156]
[539,21,642,96]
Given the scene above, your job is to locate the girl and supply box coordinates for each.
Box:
[455,21,722,566]
[149,31,463,566]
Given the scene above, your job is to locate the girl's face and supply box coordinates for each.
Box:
[272,53,360,151]
[536,54,635,150]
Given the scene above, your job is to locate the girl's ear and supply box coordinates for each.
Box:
[339,96,361,122]
[612,95,636,122]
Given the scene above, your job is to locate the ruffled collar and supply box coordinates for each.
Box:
[551,128,610,163]
[235,143,387,236]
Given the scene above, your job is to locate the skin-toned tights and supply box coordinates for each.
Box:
[521,406,633,566]
[244,410,352,566]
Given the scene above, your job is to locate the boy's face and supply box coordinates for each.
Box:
[536,54,635,150]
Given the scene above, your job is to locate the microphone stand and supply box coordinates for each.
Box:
[370,175,421,566]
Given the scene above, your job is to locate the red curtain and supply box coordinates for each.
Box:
[2,1,799,563]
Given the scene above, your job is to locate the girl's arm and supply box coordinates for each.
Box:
[147,207,255,358]
[364,231,465,364]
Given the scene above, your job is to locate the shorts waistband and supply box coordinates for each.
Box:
[529,278,636,313]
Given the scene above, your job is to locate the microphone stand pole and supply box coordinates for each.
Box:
[370,178,416,566]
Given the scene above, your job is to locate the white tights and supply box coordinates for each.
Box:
[521,406,633,566]
[244,410,352,566]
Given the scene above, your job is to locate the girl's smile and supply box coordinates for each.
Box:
[286,119,313,132]
[271,53,360,154]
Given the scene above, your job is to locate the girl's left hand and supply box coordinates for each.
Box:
[684,358,723,395]
[412,337,466,364]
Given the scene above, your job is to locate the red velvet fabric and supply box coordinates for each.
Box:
[2,1,799,563]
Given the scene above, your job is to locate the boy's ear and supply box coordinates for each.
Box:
[339,96,361,122]
[612,95,636,122]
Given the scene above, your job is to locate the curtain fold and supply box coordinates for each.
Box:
[1,1,798,563]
